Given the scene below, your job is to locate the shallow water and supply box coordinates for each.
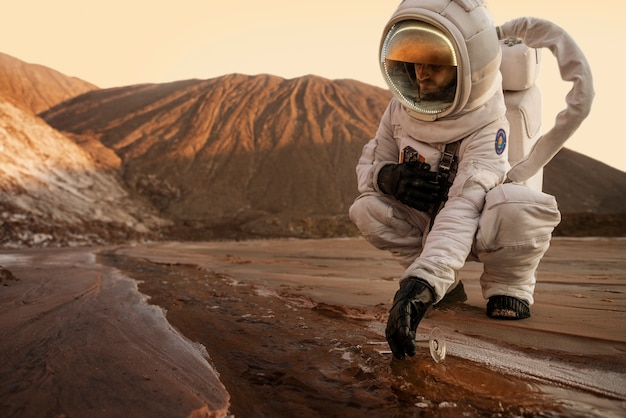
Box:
[0,247,230,418]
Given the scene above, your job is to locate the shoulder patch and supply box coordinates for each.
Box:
[495,129,507,155]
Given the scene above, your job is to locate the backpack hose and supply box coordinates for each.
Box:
[497,17,595,183]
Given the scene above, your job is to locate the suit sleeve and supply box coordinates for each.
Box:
[355,101,399,194]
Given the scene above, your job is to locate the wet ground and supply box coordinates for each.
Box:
[102,252,620,417]
[1,237,625,417]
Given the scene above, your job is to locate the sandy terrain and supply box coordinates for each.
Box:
[1,237,625,417]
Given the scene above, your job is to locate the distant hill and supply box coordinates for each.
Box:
[0,52,97,114]
[543,148,626,236]
[544,148,625,214]
[0,53,623,246]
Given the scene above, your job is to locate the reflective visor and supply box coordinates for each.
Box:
[381,21,458,116]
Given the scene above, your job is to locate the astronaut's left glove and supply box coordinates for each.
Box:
[385,277,435,360]
[377,162,440,212]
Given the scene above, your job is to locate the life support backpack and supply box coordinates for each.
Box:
[500,37,543,190]
[497,17,594,190]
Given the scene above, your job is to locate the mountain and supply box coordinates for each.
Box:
[0,53,624,247]
[0,96,169,247]
[40,74,391,240]
[0,52,97,114]
[0,55,167,247]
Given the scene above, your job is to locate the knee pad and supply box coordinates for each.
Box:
[476,183,561,251]
[349,194,412,238]
[349,194,428,250]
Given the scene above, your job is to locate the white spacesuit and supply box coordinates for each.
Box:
[349,0,593,360]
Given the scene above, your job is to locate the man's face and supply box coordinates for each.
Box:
[414,63,457,101]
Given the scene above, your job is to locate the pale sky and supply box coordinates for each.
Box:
[2,1,624,172]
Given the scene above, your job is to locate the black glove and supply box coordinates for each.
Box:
[385,277,435,360]
[377,162,441,212]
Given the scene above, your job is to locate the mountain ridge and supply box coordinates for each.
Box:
[0,52,624,247]
[41,74,391,223]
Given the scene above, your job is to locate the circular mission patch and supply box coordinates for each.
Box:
[495,129,507,155]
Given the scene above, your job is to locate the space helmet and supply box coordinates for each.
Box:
[381,20,458,116]
[380,0,502,121]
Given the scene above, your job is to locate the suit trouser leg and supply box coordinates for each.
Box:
[349,193,429,269]
[473,184,561,305]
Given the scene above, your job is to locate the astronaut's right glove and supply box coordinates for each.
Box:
[385,277,435,360]
[377,162,440,212]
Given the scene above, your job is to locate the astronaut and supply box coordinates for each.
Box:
[348,0,593,361]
